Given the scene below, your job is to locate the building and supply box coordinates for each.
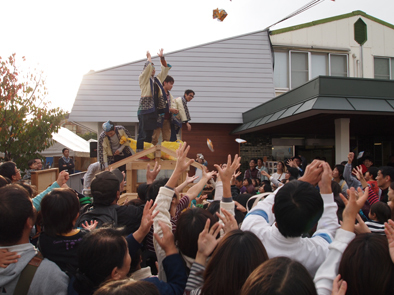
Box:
[69,10,394,167]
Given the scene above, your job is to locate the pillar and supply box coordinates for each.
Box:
[335,118,350,164]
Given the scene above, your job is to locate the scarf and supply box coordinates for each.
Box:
[182,96,191,122]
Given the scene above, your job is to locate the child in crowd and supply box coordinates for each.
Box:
[365,202,391,234]
[22,159,38,182]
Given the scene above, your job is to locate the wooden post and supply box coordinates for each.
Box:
[155,145,161,162]
[126,163,132,193]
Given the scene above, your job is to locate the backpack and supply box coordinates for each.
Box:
[14,252,43,295]
[75,205,118,228]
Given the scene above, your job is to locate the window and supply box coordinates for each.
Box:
[274,51,349,89]
[374,57,394,80]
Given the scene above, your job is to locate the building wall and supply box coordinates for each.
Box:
[70,30,275,125]
[270,13,394,90]
[181,123,239,172]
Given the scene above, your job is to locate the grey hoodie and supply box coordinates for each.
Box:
[0,243,68,295]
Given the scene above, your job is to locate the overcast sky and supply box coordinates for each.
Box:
[2,0,393,112]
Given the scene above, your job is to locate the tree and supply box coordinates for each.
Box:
[0,54,66,171]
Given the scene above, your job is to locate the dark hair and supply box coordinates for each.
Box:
[363,156,373,163]
[235,175,243,183]
[338,234,394,295]
[250,158,257,165]
[41,188,80,236]
[146,178,168,202]
[367,167,378,180]
[255,178,261,187]
[91,171,120,206]
[93,279,159,295]
[332,181,344,222]
[370,202,391,223]
[0,161,17,179]
[16,181,36,198]
[0,184,35,245]
[184,89,195,95]
[241,257,316,295]
[202,230,268,295]
[257,157,263,163]
[244,178,252,186]
[137,183,149,202]
[334,164,345,180]
[287,167,299,179]
[274,181,323,237]
[0,175,11,188]
[62,148,69,154]
[27,159,36,168]
[175,208,216,259]
[292,156,302,162]
[207,201,220,223]
[75,228,128,292]
[261,180,272,192]
[379,166,394,182]
[163,75,174,84]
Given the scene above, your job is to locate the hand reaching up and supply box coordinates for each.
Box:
[384,219,394,264]
[153,221,178,256]
[146,162,161,184]
[340,187,369,233]
[195,219,222,265]
[299,160,324,186]
[133,200,158,243]
[81,220,98,231]
[217,208,238,234]
[214,154,241,184]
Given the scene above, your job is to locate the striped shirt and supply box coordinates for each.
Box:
[365,220,386,235]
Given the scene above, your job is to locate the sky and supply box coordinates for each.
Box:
[2,0,393,112]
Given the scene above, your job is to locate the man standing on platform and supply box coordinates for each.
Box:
[137,49,171,150]
[174,90,195,135]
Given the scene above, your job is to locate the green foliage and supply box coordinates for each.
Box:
[78,131,97,141]
[0,54,66,171]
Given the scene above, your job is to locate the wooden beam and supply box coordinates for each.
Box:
[160,146,204,170]
[126,163,132,193]
[109,146,156,170]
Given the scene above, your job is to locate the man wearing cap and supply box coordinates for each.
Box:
[137,49,171,151]
[90,170,143,235]
[98,121,134,172]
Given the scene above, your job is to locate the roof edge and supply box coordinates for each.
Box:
[86,29,269,75]
[270,10,394,35]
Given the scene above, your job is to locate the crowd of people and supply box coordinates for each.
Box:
[1,142,394,295]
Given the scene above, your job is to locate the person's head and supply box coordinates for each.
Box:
[363,156,374,168]
[274,180,323,237]
[286,167,299,179]
[255,178,261,187]
[292,156,302,167]
[184,89,195,102]
[41,188,80,237]
[196,154,204,164]
[75,228,130,293]
[17,181,36,198]
[102,120,116,137]
[202,230,268,295]
[368,202,391,223]
[175,208,216,259]
[257,158,263,167]
[146,178,169,203]
[338,234,394,295]
[62,148,70,158]
[241,257,316,295]
[251,178,257,186]
[277,161,285,172]
[249,159,257,169]
[27,159,38,170]
[34,158,43,170]
[91,171,120,206]
[332,164,344,180]
[243,178,252,187]
[259,180,272,193]
[163,75,174,91]
[365,166,378,181]
[0,161,21,183]
[0,184,35,246]
[93,280,159,295]
[376,166,394,190]
[235,175,243,189]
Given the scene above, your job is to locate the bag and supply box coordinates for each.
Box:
[14,252,43,295]
[75,205,118,228]
[161,140,183,160]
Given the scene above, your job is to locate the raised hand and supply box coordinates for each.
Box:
[196,194,208,205]
[318,162,333,194]
[195,219,222,265]
[299,160,324,186]
[186,174,199,184]
[157,49,164,58]
[217,208,238,234]
[340,187,369,233]
[153,220,178,256]
[82,220,98,231]
[56,170,69,187]
[146,162,161,184]
[175,142,194,174]
[146,51,152,63]
[214,154,241,184]
[348,152,354,164]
